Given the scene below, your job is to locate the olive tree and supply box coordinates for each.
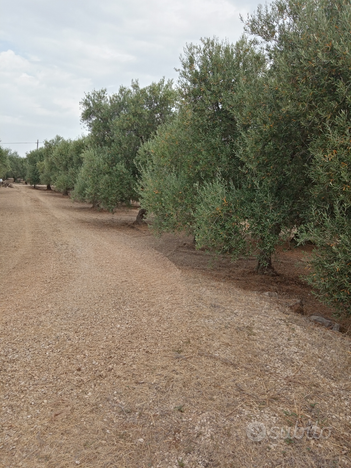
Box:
[0,147,10,179]
[26,148,44,187]
[74,78,178,211]
[139,37,278,270]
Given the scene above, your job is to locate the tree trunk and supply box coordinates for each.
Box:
[256,223,281,275]
[257,252,278,275]
[47,184,52,190]
[134,208,147,225]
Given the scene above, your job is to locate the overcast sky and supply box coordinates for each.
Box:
[1,0,263,157]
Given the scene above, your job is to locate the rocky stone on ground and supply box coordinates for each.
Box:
[309,314,340,331]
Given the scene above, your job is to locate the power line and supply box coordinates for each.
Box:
[2,139,41,150]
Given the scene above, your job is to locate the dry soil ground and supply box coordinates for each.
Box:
[0,185,350,468]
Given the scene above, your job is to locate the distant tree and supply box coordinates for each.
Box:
[74,78,178,211]
[0,146,10,179]
[5,150,27,182]
[51,137,88,195]
[35,136,88,193]
[36,136,64,190]
[73,146,136,209]
[26,148,44,187]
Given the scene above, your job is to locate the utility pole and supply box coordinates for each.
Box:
[37,139,39,150]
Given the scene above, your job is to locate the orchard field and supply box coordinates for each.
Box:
[1,0,351,465]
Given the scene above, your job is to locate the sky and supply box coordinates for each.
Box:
[1,0,263,157]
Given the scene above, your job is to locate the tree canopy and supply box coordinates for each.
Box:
[73,78,178,211]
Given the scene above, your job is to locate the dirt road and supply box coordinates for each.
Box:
[0,185,350,467]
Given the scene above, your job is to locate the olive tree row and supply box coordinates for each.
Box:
[23,0,351,314]
[139,0,351,314]
[26,136,88,192]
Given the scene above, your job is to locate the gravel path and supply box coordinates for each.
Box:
[0,185,350,468]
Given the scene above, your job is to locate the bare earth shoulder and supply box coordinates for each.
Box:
[0,185,350,467]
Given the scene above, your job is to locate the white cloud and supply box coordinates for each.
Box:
[0,0,262,156]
